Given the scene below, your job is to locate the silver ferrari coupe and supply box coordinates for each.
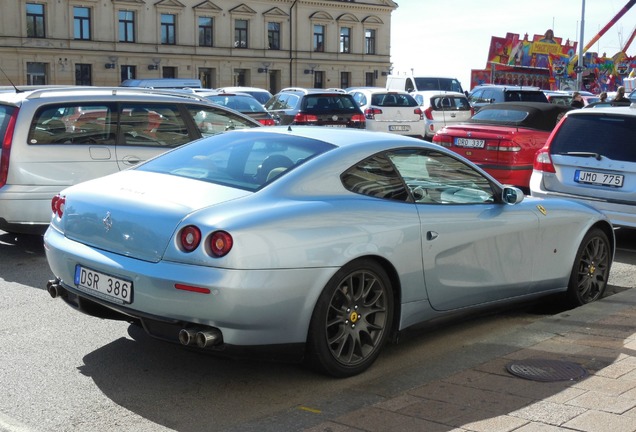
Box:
[44,126,614,377]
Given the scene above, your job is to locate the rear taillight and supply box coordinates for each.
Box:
[432,133,452,147]
[294,113,318,123]
[51,194,65,218]
[351,113,366,124]
[0,108,18,188]
[258,118,276,126]
[364,108,382,120]
[179,225,201,252]
[423,107,434,120]
[534,149,556,173]
[486,141,522,152]
[209,231,233,257]
[414,107,423,120]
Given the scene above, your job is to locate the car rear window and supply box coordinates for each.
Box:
[430,96,471,111]
[472,108,529,123]
[303,95,358,111]
[550,114,636,162]
[371,93,417,107]
[138,131,334,191]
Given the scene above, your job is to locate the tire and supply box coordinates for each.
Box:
[566,228,611,307]
[306,259,394,378]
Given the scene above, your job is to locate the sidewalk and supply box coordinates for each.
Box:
[301,288,636,432]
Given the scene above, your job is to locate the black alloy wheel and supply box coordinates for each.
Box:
[307,259,394,378]
[566,228,611,307]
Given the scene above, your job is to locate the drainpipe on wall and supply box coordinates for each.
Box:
[289,0,298,87]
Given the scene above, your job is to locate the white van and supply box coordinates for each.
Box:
[386,75,464,94]
[120,78,202,89]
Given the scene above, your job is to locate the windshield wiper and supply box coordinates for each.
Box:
[558,151,603,161]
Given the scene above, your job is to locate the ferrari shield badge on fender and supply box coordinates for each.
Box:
[536,205,547,216]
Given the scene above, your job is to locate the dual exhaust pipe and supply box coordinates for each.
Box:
[48,278,222,349]
[179,327,222,348]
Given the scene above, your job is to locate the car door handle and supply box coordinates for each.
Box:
[427,231,438,241]
[122,156,142,165]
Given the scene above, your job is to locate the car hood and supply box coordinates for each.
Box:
[60,170,251,262]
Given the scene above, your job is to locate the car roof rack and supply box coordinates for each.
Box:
[22,86,212,102]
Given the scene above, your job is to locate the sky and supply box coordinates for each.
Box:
[390,0,636,90]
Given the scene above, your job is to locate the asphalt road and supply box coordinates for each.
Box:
[1,228,635,432]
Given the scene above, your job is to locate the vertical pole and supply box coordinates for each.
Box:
[577,0,585,90]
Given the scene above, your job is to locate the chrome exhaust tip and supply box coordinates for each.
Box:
[178,328,198,346]
[196,329,222,348]
[46,279,66,299]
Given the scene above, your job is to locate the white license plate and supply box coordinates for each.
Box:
[575,170,624,187]
[324,124,346,128]
[389,125,410,131]
[455,138,485,148]
[74,265,133,304]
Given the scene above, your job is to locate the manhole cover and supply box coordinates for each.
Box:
[506,359,588,382]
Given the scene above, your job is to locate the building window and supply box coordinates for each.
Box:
[268,22,280,50]
[314,71,324,88]
[161,14,176,45]
[365,29,376,54]
[26,3,45,38]
[118,10,135,43]
[340,27,351,53]
[313,25,324,52]
[234,19,248,48]
[26,62,47,85]
[340,72,350,89]
[73,7,91,40]
[162,66,176,78]
[120,65,136,82]
[198,17,213,47]
[365,72,375,87]
[75,64,92,85]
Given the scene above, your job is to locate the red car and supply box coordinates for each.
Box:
[432,102,570,192]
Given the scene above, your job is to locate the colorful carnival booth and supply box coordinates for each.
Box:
[470,0,636,92]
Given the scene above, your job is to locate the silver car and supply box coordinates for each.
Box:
[45,127,613,377]
[530,105,636,228]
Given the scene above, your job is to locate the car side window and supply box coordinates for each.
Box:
[188,104,256,138]
[120,103,190,148]
[29,104,115,145]
[388,149,495,204]
[341,153,409,201]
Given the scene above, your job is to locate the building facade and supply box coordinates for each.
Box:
[0,0,398,93]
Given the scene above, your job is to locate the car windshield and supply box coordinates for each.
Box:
[549,114,636,162]
[136,131,335,191]
[371,93,418,107]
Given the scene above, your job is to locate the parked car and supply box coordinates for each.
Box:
[216,86,273,105]
[264,88,365,128]
[544,90,598,107]
[468,85,549,112]
[530,105,636,228]
[45,127,613,378]
[348,88,424,138]
[432,102,571,192]
[0,86,260,234]
[413,91,473,139]
[189,89,276,126]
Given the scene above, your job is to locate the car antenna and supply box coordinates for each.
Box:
[287,125,292,132]
[0,65,22,93]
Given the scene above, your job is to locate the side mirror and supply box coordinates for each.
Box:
[502,186,524,204]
